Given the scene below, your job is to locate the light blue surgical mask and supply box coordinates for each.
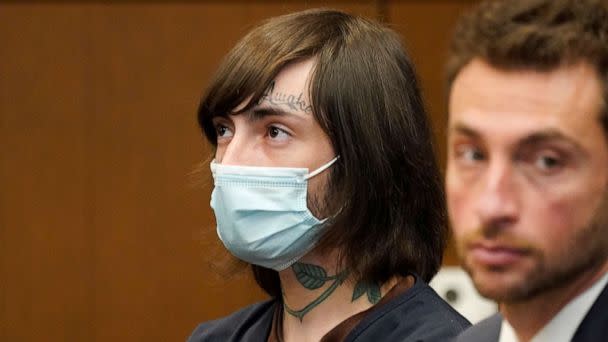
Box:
[210,157,339,271]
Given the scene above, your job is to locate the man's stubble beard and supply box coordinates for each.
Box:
[307,168,336,220]
[462,192,608,303]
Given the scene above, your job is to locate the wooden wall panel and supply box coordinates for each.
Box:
[388,0,480,265]
[0,5,93,341]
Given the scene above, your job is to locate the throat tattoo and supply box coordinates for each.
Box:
[283,262,382,321]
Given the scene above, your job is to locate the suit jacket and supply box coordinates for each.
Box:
[454,282,608,342]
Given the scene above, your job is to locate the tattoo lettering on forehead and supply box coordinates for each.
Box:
[258,81,313,114]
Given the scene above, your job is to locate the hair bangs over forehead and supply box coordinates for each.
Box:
[198,9,355,146]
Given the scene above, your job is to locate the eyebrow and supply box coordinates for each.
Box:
[451,123,584,152]
[248,106,305,122]
[518,129,584,152]
[451,123,481,139]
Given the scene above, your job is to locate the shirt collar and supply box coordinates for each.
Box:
[499,319,518,342]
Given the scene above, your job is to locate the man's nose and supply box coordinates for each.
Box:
[217,131,257,166]
[474,160,520,231]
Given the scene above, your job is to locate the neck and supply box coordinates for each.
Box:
[278,250,397,342]
[501,260,608,342]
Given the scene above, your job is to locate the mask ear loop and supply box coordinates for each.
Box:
[304,156,340,180]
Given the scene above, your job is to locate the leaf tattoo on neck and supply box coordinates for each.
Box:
[352,280,382,304]
[283,262,349,322]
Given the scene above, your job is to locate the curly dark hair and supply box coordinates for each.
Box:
[447,0,608,131]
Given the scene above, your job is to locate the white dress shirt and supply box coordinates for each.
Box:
[499,272,608,342]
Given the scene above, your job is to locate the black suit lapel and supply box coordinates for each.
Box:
[572,281,608,342]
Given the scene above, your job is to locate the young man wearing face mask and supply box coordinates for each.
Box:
[446,1,608,341]
[187,9,470,342]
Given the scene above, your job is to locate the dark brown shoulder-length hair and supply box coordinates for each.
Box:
[446,0,608,130]
[198,9,446,297]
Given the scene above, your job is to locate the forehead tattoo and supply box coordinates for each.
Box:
[258,81,313,114]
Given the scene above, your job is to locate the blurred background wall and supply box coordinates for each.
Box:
[0,1,479,341]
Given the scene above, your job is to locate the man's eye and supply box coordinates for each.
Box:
[535,155,561,170]
[455,145,485,163]
[216,124,233,138]
[267,125,290,140]
[464,149,484,161]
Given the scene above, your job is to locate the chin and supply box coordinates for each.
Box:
[466,263,533,302]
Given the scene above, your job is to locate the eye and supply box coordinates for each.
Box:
[214,123,233,140]
[455,144,485,164]
[464,149,484,161]
[534,154,562,171]
[266,125,291,142]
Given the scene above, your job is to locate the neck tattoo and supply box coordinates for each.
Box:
[283,262,382,322]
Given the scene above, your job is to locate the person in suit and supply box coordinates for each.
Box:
[445,0,608,341]
[187,9,469,342]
